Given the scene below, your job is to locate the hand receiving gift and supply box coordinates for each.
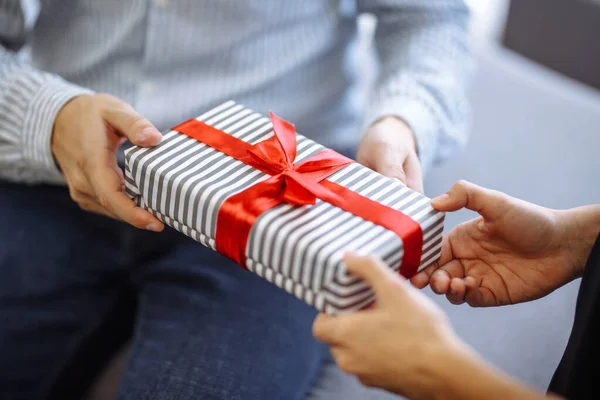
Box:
[312,180,600,400]
[412,180,594,306]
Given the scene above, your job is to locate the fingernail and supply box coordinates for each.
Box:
[432,193,449,203]
[138,127,160,143]
[145,222,161,232]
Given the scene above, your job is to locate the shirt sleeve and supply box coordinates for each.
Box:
[0,0,93,185]
[358,0,474,172]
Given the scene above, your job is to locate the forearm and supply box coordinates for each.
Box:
[358,0,474,171]
[430,344,556,400]
[560,205,600,276]
[0,0,91,184]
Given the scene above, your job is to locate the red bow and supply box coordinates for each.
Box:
[174,112,423,277]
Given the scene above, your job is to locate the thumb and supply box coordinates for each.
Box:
[403,152,424,193]
[102,97,162,147]
[372,154,408,186]
[431,180,509,221]
[343,252,399,297]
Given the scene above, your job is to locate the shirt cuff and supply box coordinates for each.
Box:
[362,97,439,174]
[19,74,94,184]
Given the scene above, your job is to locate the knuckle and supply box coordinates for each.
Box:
[68,188,79,202]
[335,324,352,341]
[364,254,379,265]
[312,322,324,340]
[335,323,346,338]
[385,164,406,180]
[77,201,92,212]
[337,356,356,374]
[97,195,110,210]
[95,93,118,104]
[466,298,479,308]
[358,376,374,387]
[456,179,470,191]
[70,175,88,192]
[75,157,86,171]
[131,213,148,229]
[128,114,150,132]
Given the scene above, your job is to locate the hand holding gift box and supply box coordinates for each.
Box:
[125,101,444,314]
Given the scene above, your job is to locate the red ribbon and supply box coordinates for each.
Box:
[174,112,423,277]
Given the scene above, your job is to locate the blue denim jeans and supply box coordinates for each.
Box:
[0,181,328,399]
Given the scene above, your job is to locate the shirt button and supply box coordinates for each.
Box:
[141,82,155,95]
[154,0,169,8]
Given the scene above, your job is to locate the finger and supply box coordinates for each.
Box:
[446,278,467,305]
[403,153,424,193]
[330,347,358,375]
[77,196,118,219]
[463,276,491,307]
[413,236,456,290]
[313,313,343,345]
[410,263,438,289]
[430,259,465,294]
[329,346,345,361]
[466,286,500,308]
[87,154,164,231]
[112,163,126,189]
[430,270,450,294]
[438,234,455,267]
[374,160,407,185]
[102,98,162,147]
[68,184,114,218]
[430,180,508,221]
[343,252,398,296]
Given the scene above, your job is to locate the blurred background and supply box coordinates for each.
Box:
[423,0,599,391]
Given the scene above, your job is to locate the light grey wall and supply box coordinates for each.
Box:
[424,46,600,389]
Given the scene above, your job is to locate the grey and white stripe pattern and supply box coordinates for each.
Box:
[125,101,444,314]
[1,0,472,185]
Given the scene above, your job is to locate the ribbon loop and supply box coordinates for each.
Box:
[248,136,291,173]
[269,111,297,164]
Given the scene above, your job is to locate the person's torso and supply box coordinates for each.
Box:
[30,0,370,149]
[550,233,600,399]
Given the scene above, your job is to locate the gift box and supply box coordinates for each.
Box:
[124,101,444,314]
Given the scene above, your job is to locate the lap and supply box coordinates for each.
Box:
[0,182,124,399]
[119,238,327,400]
[307,357,404,400]
[0,181,328,400]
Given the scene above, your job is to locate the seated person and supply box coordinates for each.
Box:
[0,1,472,398]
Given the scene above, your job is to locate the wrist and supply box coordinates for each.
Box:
[431,342,545,400]
[558,205,600,277]
[51,94,90,156]
[20,76,92,184]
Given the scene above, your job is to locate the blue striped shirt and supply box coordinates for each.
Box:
[0,0,472,185]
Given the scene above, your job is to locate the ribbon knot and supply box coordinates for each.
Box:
[245,112,349,207]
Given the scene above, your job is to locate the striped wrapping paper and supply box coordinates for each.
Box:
[124,101,444,314]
